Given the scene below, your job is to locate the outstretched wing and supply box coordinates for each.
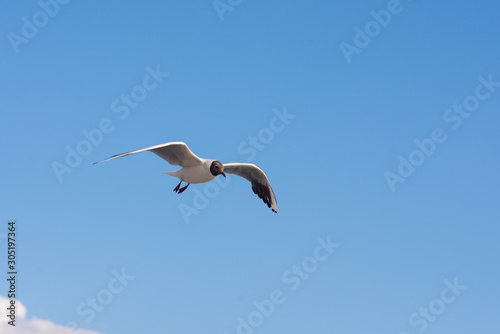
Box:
[94,142,203,167]
[223,163,277,213]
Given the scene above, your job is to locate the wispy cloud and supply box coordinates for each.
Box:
[0,295,102,334]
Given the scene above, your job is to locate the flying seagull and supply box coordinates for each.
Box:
[95,142,277,213]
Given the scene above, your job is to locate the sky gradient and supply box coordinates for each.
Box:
[1,1,500,333]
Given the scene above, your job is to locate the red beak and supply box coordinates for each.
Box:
[221,171,226,178]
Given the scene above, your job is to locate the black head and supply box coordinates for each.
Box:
[210,160,226,177]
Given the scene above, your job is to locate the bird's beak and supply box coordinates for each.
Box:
[221,171,226,178]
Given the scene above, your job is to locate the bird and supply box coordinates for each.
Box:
[95,142,277,213]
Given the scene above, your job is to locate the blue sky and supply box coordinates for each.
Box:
[1,0,499,333]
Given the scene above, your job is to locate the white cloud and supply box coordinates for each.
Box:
[0,295,102,334]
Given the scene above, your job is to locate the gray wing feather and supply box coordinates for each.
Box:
[94,142,202,166]
[223,163,278,213]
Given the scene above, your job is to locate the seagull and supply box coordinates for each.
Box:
[95,142,277,213]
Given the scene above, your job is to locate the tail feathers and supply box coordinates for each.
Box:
[164,170,180,178]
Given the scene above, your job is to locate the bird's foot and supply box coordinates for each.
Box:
[177,183,190,194]
[173,181,182,193]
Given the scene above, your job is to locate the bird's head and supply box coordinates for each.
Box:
[210,161,226,178]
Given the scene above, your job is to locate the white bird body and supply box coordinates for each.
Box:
[95,142,277,213]
[164,159,217,184]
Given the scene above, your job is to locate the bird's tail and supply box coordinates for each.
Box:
[163,170,180,178]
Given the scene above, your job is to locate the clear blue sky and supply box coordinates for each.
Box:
[1,0,499,333]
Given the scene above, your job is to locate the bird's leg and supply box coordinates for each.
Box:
[173,180,182,193]
[177,183,190,194]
